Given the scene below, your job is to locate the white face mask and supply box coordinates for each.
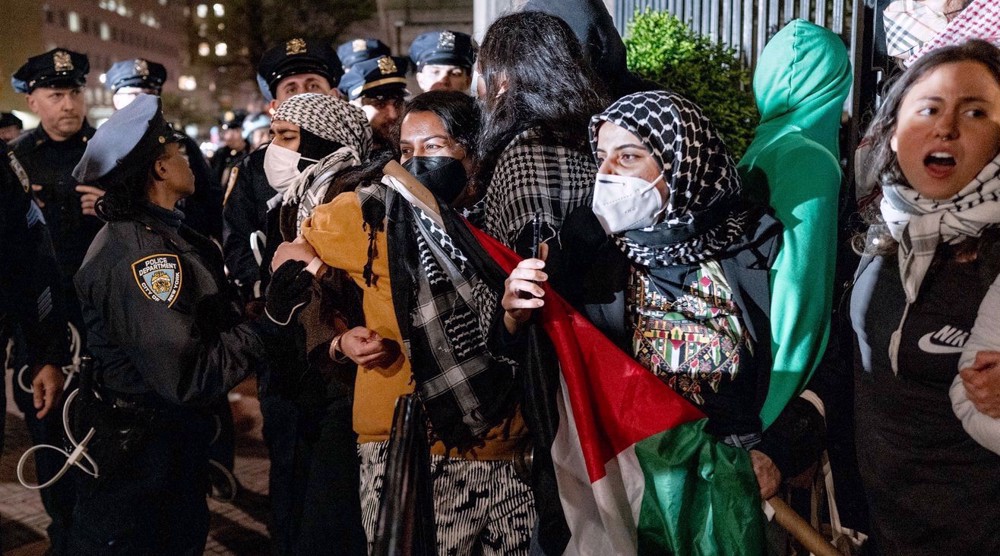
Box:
[591,173,666,234]
[263,143,308,192]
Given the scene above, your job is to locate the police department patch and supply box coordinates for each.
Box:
[131,254,182,306]
[7,152,30,193]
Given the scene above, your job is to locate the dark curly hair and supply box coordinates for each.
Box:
[94,142,169,222]
[475,11,609,189]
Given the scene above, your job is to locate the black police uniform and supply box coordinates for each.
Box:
[0,142,69,455]
[211,111,250,190]
[69,95,302,554]
[9,47,92,555]
[222,147,274,301]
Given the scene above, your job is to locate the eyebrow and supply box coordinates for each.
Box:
[918,95,991,103]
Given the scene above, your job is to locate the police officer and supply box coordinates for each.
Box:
[212,109,249,189]
[0,112,24,143]
[338,55,409,153]
[70,94,310,554]
[0,140,68,465]
[9,47,94,554]
[408,30,476,93]
[105,58,224,241]
[221,38,351,555]
[337,37,392,73]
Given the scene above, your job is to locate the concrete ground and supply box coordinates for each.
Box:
[1,378,273,555]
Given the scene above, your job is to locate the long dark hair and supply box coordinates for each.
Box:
[857,39,1000,255]
[475,11,609,187]
[94,142,168,221]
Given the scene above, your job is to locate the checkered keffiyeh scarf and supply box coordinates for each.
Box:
[884,0,952,60]
[905,0,1000,66]
[590,90,749,268]
[273,93,373,232]
[368,188,517,449]
[482,128,597,247]
[880,151,1000,304]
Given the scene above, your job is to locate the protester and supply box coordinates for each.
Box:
[853,39,1000,554]
[272,89,535,555]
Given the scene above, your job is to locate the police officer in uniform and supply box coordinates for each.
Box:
[221,38,349,554]
[408,30,476,93]
[212,109,249,190]
[70,94,310,554]
[9,47,94,554]
[0,111,24,143]
[337,37,392,73]
[0,141,68,473]
[105,58,224,241]
[338,55,409,153]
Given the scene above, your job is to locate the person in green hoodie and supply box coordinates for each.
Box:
[737,19,853,428]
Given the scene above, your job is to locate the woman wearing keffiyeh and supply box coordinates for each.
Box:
[851,39,1000,554]
[502,90,798,505]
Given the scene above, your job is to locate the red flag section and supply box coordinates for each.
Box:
[465,223,705,483]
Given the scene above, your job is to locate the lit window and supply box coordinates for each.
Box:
[98,73,107,84]
[108,0,116,10]
[199,42,210,56]
[100,22,111,40]
[68,11,79,31]
[215,42,227,56]
[178,76,197,91]
[213,3,224,17]
[159,0,167,5]
[196,4,207,18]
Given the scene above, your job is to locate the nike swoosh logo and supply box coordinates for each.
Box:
[918,333,965,354]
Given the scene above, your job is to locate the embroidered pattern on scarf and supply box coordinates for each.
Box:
[589,91,749,268]
[627,262,746,407]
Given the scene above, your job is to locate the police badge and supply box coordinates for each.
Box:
[54,50,74,72]
[134,59,149,77]
[437,31,456,51]
[132,254,182,306]
[377,56,397,75]
[286,38,307,55]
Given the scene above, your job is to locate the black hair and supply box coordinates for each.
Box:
[401,90,481,156]
[857,39,1000,255]
[94,142,169,221]
[475,11,609,189]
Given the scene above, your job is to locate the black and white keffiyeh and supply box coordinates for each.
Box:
[589,90,749,268]
[272,93,373,232]
[880,151,1000,304]
[483,128,597,247]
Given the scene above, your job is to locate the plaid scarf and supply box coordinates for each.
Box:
[906,0,999,66]
[884,0,954,60]
[880,151,1000,303]
[357,184,518,450]
[590,91,749,268]
[880,152,1000,374]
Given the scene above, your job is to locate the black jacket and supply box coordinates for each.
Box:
[222,147,273,301]
[75,205,271,406]
[0,143,68,367]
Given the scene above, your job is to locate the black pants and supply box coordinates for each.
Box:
[70,408,213,555]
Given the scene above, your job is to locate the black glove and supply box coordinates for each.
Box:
[264,260,314,325]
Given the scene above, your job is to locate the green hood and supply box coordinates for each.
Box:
[747,19,851,159]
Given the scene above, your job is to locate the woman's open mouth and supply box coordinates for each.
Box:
[924,151,956,179]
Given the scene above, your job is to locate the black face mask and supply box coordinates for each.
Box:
[402,156,468,204]
[298,127,342,171]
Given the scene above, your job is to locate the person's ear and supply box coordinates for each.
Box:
[25,93,39,114]
[151,157,168,182]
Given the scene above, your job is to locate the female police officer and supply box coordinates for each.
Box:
[69,95,310,554]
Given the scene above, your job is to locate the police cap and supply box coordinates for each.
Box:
[336,38,392,71]
[0,112,23,129]
[337,56,409,101]
[106,58,167,93]
[12,48,89,94]
[219,110,247,130]
[72,94,184,185]
[409,31,476,71]
[257,38,343,98]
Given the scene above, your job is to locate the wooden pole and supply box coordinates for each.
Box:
[768,497,841,556]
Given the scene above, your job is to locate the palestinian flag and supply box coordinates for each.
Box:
[466,224,767,555]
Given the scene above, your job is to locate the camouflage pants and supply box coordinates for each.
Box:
[358,441,535,555]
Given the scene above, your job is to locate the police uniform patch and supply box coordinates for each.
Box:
[7,152,30,193]
[132,254,182,306]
